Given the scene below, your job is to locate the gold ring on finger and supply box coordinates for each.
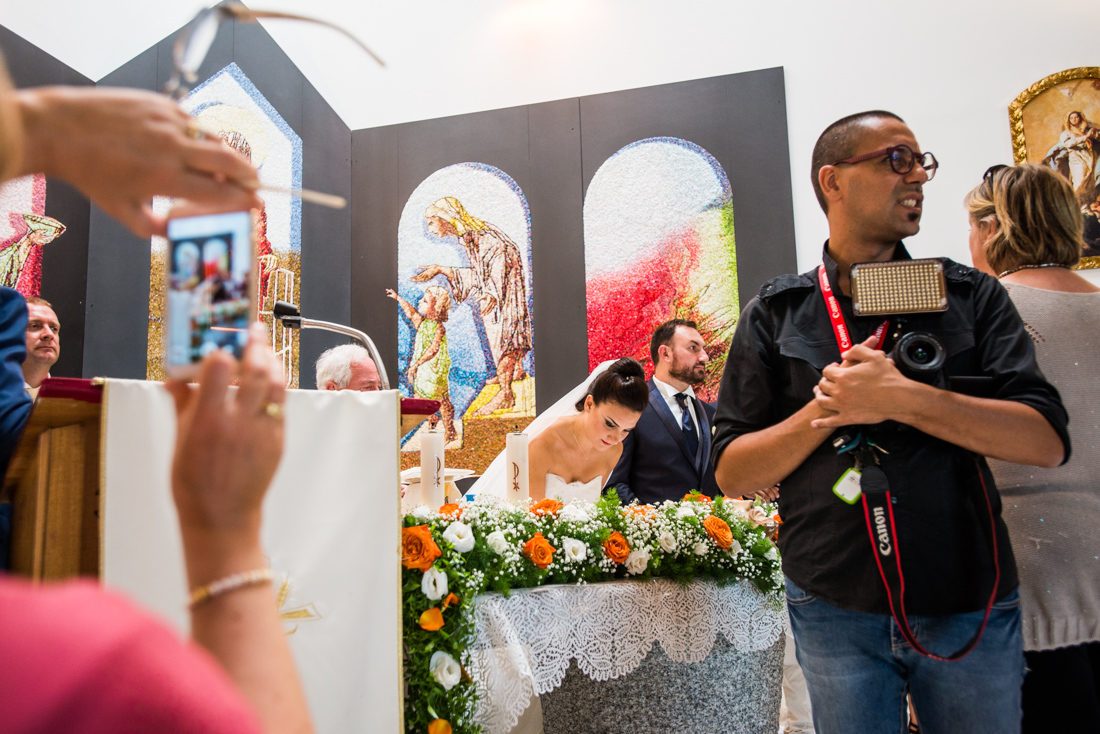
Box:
[263,402,283,420]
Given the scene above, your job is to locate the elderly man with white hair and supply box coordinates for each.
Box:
[315,344,382,392]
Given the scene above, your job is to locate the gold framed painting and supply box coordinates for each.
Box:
[1009,66,1100,268]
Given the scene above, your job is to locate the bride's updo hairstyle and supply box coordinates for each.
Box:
[575,358,649,414]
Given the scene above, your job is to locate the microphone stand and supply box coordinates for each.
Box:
[272,301,391,391]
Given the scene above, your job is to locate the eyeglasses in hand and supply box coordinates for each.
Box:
[165,1,384,100]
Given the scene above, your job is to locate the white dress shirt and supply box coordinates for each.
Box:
[651,376,700,440]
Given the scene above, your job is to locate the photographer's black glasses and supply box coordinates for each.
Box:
[833,145,939,181]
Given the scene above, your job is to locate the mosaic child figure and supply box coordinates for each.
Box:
[387,285,457,442]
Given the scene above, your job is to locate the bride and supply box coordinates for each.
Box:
[529,358,648,502]
[471,358,649,503]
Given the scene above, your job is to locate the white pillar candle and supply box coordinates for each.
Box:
[506,432,529,502]
[420,430,445,509]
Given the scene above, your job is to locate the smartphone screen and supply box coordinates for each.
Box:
[165,211,255,377]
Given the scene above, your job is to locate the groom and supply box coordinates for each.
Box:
[606,319,720,504]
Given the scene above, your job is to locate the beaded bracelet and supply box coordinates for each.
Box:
[189,568,274,608]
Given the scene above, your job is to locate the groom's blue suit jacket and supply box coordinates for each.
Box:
[606,379,720,505]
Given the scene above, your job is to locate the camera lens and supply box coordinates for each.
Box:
[890,332,945,377]
[907,344,933,365]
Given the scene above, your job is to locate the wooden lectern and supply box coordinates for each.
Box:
[1,377,438,582]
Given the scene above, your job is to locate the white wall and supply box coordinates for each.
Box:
[4,0,1100,276]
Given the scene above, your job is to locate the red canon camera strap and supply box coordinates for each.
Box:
[859,464,1000,661]
[817,265,888,353]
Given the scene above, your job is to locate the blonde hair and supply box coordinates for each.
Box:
[424,197,485,236]
[0,51,23,183]
[424,285,451,321]
[964,163,1085,273]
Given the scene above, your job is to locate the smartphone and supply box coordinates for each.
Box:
[165,211,255,379]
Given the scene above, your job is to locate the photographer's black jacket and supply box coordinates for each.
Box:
[712,243,1071,615]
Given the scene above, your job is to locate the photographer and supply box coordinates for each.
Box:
[711,111,1069,733]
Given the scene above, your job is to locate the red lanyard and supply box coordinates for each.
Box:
[817,264,888,354]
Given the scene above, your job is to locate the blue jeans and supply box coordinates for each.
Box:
[786,577,1024,734]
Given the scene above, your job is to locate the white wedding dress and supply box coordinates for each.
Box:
[544,473,603,503]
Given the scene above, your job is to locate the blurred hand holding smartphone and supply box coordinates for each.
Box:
[166,210,256,380]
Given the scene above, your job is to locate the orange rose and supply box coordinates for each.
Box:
[418,607,444,631]
[703,515,733,550]
[625,505,651,517]
[428,719,452,734]
[402,525,442,571]
[523,533,556,568]
[531,498,564,516]
[443,592,459,610]
[603,531,630,564]
[682,492,712,503]
[438,503,462,517]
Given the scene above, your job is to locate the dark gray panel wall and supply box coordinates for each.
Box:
[0,24,94,379]
[527,99,585,407]
[350,125,400,387]
[85,45,157,379]
[352,69,795,409]
[299,81,352,380]
[82,18,350,380]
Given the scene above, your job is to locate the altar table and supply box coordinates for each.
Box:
[469,578,786,734]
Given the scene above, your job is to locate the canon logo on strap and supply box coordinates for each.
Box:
[873,506,892,556]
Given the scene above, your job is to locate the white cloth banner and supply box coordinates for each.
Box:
[101,380,401,734]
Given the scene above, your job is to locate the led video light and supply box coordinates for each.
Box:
[850,259,948,316]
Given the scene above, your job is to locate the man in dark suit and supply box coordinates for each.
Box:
[606,319,719,504]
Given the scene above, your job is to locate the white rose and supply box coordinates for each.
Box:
[728,539,742,556]
[421,565,448,600]
[486,530,509,556]
[765,546,779,561]
[411,505,433,521]
[693,541,709,556]
[657,531,678,554]
[443,520,475,553]
[746,506,770,526]
[562,537,587,563]
[625,548,651,575]
[675,504,696,520]
[560,504,591,524]
[429,650,462,690]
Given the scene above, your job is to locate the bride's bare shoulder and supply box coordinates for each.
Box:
[531,417,574,448]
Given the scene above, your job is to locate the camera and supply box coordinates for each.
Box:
[883,322,992,396]
[888,331,946,383]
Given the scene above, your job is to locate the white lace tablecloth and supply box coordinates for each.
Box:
[468,578,786,733]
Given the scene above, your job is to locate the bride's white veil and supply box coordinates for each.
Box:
[471,360,617,498]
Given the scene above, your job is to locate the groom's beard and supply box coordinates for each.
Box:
[669,358,706,386]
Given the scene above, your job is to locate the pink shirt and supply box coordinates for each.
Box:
[0,578,263,734]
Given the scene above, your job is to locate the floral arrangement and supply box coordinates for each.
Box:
[401,490,782,734]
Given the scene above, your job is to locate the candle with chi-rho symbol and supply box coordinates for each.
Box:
[420,430,445,509]
[506,432,529,501]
